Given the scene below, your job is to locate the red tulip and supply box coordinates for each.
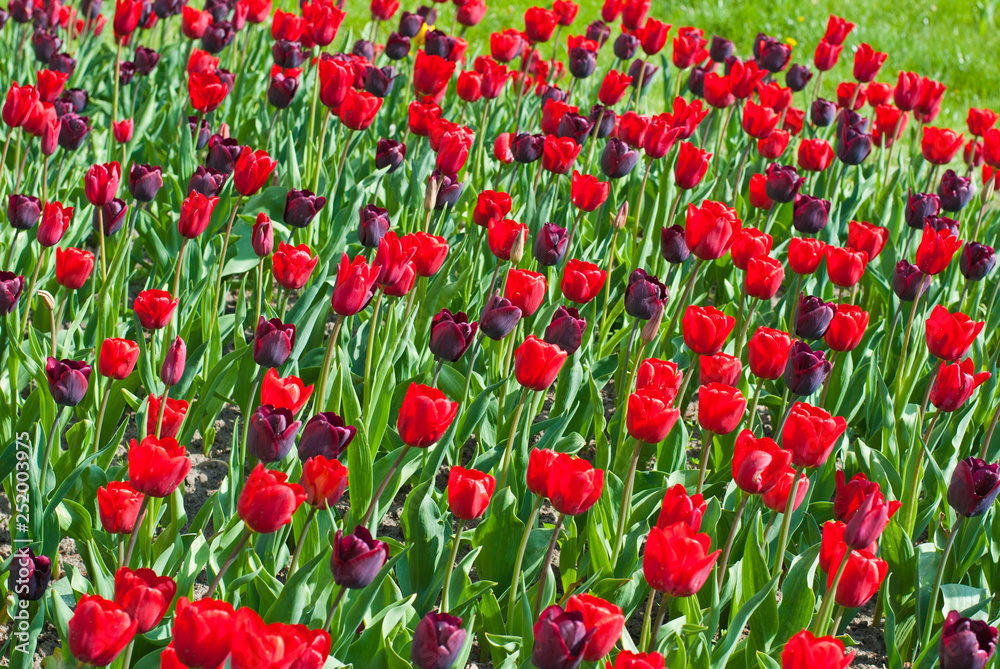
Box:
[146,395,188,439]
[133,289,178,330]
[636,358,682,404]
[515,336,568,391]
[627,388,680,443]
[261,368,313,414]
[527,448,558,498]
[699,352,742,387]
[97,338,140,380]
[413,52,455,102]
[524,6,558,42]
[447,466,496,520]
[730,228,772,271]
[761,465,810,512]
[846,220,888,260]
[300,455,349,509]
[188,72,228,113]
[561,259,607,303]
[598,69,632,106]
[487,218,528,261]
[781,629,855,669]
[548,452,604,515]
[782,402,847,468]
[824,246,868,287]
[682,305,734,355]
[37,202,73,247]
[271,242,318,291]
[916,225,963,275]
[233,147,276,196]
[824,304,869,352]
[318,56,353,109]
[564,594,625,662]
[542,134,581,174]
[617,111,650,148]
[674,141,711,189]
[931,358,991,412]
[505,268,547,316]
[741,100,778,139]
[747,327,793,380]
[745,255,784,300]
[397,383,458,447]
[852,43,886,83]
[473,190,513,227]
[128,435,191,498]
[968,108,999,137]
[642,523,719,596]
[172,596,236,669]
[732,430,791,495]
[698,383,746,435]
[922,126,965,165]
[655,483,705,531]
[230,608,318,669]
[238,464,306,533]
[570,170,610,211]
[788,237,825,275]
[819,521,887,608]
[97,481,144,534]
[797,138,834,172]
[68,595,137,666]
[331,253,380,316]
[84,161,121,207]
[748,173,773,210]
[684,200,741,260]
[925,305,984,361]
[610,651,666,669]
[178,191,219,239]
[2,83,40,129]
[114,567,176,634]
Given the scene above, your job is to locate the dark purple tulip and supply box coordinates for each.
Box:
[201,20,235,53]
[48,52,76,75]
[940,610,998,669]
[906,190,942,230]
[331,526,389,589]
[160,336,186,387]
[284,189,326,228]
[93,199,128,237]
[795,294,836,340]
[246,404,301,463]
[948,458,1000,517]
[253,316,296,368]
[586,20,610,48]
[960,242,996,282]
[589,105,616,139]
[628,59,658,90]
[252,216,273,257]
[764,163,804,203]
[601,138,639,179]
[352,39,376,61]
[31,30,60,63]
[298,412,356,461]
[892,260,928,301]
[57,113,90,151]
[784,341,832,396]
[0,273,25,314]
[512,133,544,163]
[429,309,477,362]
[133,46,160,76]
[926,215,960,238]
[534,223,568,266]
[398,11,423,37]
[785,64,812,92]
[375,139,406,173]
[613,32,638,60]
[479,292,522,340]
[539,85,567,107]
[411,612,466,669]
[532,605,593,669]
[385,32,411,60]
[45,357,91,406]
[754,33,791,72]
[811,98,837,127]
[153,0,181,18]
[61,88,88,113]
[215,68,235,92]
[792,194,831,234]
[358,204,391,247]
[433,171,463,209]
[836,112,872,165]
[568,46,597,79]
[686,65,708,98]
[624,269,668,320]
[661,224,691,264]
[842,489,892,550]
[363,65,396,98]
[203,0,228,21]
[544,306,586,355]
[188,166,227,197]
[267,72,299,109]
[8,548,51,601]
[556,112,592,144]
[710,35,734,63]
[128,164,163,202]
[206,135,243,174]
[416,5,437,25]
[7,194,41,230]
[188,115,211,150]
[938,169,974,212]
[424,29,459,59]
[9,0,31,23]
[118,61,136,86]
[272,39,309,68]
[53,99,74,117]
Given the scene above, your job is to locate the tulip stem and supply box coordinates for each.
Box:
[211,195,244,318]
[785,273,803,334]
[771,464,805,579]
[313,313,346,415]
[324,585,348,631]
[921,515,962,650]
[647,595,670,653]
[461,334,483,406]
[363,289,385,419]
[119,640,134,669]
[287,507,318,579]
[746,378,764,433]
[818,351,838,408]
[902,412,941,536]
[732,142,753,195]
[97,207,108,283]
[611,438,644,567]
[122,496,149,568]
[812,546,850,636]
[312,110,332,194]
[979,400,1000,460]
[717,493,749,591]
[206,528,252,599]
[440,518,466,613]
[172,239,188,300]
[498,387,532,490]
[431,359,444,387]
[511,44,536,134]
[696,431,714,495]
[532,512,565,620]
[639,590,657,651]
[563,208,586,266]
[39,406,65,498]
[359,444,411,530]
[630,158,654,261]
[661,259,704,351]
[506,495,543,625]
[331,129,354,202]
[584,107,606,173]
[91,383,112,456]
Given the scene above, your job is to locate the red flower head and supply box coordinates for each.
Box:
[370,0,399,20]
[234,146,276,196]
[656,483,705,531]
[272,242,319,290]
[627,388,680,444]
[819,522,887,608]
[561,259,607,303]
[238,464,306,533]
[128,435,191,498]
[968,108,999,137]
[788,237,826,275]
[413,51,456,101]
[824,245,868,288]
[172,597,236,669]
[730,227,772,271]
[643,115,683,159]
[84,161,121,206]
[852,43,886,83]
[617,111,651,148]
[402,232,449,277]
[684,200,741,260]
[542,134,581,174]
[732,430,791,495]
[36,69,68,104]
[915,77,947,123]
[98,338,140,380]
[181,6,212,38]
[527,447,559,497]
[98,482,144,534]
[915,225,963,275]
[921,126,965,165]
[700,352,742,387]
[331,253,381,316]
[515,336,568,390]
[340,88,383,130]
[146,395,188,439]
[643,523,720,596]
[564,594,625,662]
[781,629,855,669]
[300,455,349,509]
[671,30,708,69]
[261,368,313,414]
[548,452,604,515]
[318,56,353,109]
[177,191,219,239]
[113,0,143,38]
[782,402,847,468]
[703,72,735,110]
[925,305,985,361]
[797,138,834,172]
[487,218,528,261]
[473,189,512,227]
[741,100,778,139]
[114,567,176,634]
[68,595,137,667]
[3,82,40,129]
[846,220,888,261]
[747,326,793,380]
[931,358,991,412]
[824,304,869,352]
[188,72,228,113]
[636,358,683,403]
[505,268,547,316]
[682,305,735,355]
[490,29,524,62]
[447,466,496,520]
[524,6,558,42]
[398,383,458,447]
[599,69,632,106]
[639,18,670,56]
[757,129,790,160]
[698,383,746,435]
[570,170,610,211]
[674,141,711,189]
[762,465,810,512]
[133,289,178,330]
[745,255,784,301]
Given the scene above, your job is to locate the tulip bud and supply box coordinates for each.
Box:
[660,224,691,264]
[412,612,466,669]
[159,336,186,387]
[8,547,51,601]
[252,212,274,257]
[948,457,1000,517]
[613,201,629,230]
[424,173,441,212]
[640,304,664,344]
[508,226,526,263]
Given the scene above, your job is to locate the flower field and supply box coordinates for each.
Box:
[0,0,999,668]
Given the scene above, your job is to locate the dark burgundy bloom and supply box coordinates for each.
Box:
[298,412,356,461]
[128,164,163,202]
[246,404,301,463]
[134,46,160,75]
[284,189,326,228]
[206,135,243,174]
[513,133,545,163]
[601,138,639,179]
[45,357,91,406]
[938,169,974,212]
[661,224,691,264]
[479,292,522,340]
[253,316,296,368]
[795,294,836,340]
[960,243,996,282]
[531,605,594,669]
[7,194,41,230]
[187,165,227,197]
[948,457,1000,518]
[892,260,928,301]
[784,341,832,396]
[792,194,831,234]
[624,269,668,320]
[331,526,389,589]
[272,39,309,68]
[755,33,791,72]
[7,548,51,601]
[57,112,91,151]
[906,190,942,230]
[544,306,587,354]
[764,163,804,203]
[411,612,466,669]
[940,610,998,669]
[93,199,128,237]
[358,204,390,247]
[534,223,568,266]
[785,64,812,92]
[375,139,406,172]
[811,98,837,126]
[429,309,477,362]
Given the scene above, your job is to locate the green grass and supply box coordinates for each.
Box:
[343,0,999,126]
